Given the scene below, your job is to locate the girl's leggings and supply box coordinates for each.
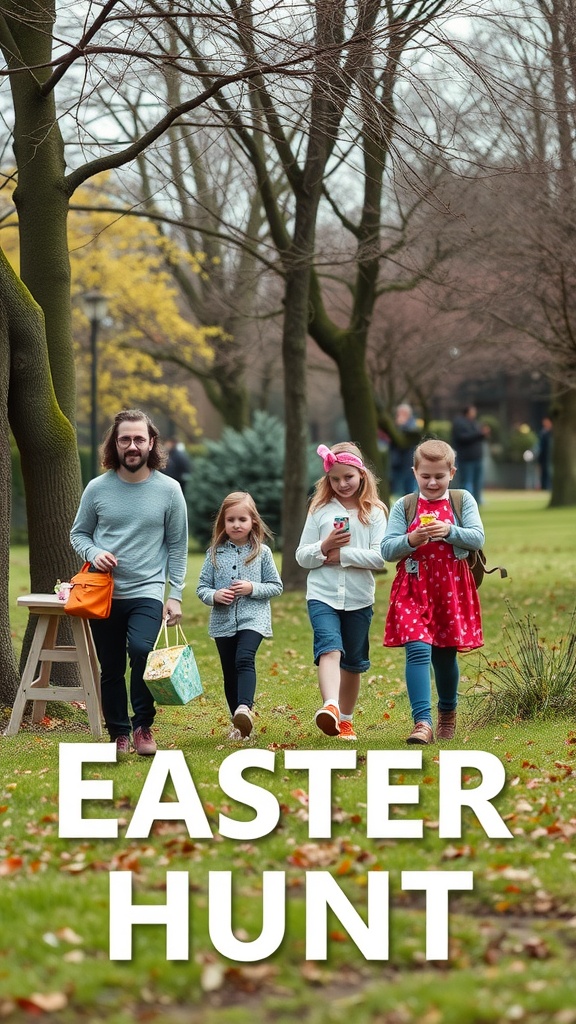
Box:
[215,629,263,716]
[404,641,459,727]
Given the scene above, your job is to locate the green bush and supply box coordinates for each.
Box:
[187,412,287,549]
[502,423,537,463]
[426,420,452,442]
[479,413,501,443]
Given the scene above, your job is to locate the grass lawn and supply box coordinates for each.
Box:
[1,490,576,1023]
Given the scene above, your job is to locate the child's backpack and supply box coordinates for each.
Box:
[402,490,507,589]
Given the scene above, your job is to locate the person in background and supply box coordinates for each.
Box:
[537,416,553,491]
[163,437,192,495]
[196,491,283,741]
[451,404,490,504]
[296,442,388,742]
[70,409,188,757]
[389,403,419,496]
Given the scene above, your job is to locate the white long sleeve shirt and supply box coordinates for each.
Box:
[295,499,387,610]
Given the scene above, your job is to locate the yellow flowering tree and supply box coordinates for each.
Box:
[69,193,218,438]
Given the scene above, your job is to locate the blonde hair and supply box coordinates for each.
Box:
[209,491,273,565]
[414,439,456,470]
[309,442,387,524]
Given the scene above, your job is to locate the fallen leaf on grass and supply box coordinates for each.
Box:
[16,992,67,1012]
[523,936,550,959]
[514,799,533,813]
[55,927,83,944]
[0,856,23,876]
[442,844,474,860]
[290,789,309,806]
[200,961,225,992]
[225,964,279,992]
[299,961,328,984]
[335,858,354,875]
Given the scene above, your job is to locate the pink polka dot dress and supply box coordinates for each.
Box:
[384,496,483,652]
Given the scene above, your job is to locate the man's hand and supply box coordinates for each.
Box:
[93,551,118,570]
[164,598,182,625]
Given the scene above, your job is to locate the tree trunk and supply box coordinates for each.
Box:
[278,0,348,590]
[2,251,81,676]
[0,263,20,703]
[280,259,310,591]
[3,2,84,679]
[549,388,576,506]
[7,0,76,421]
[337,342,388,498]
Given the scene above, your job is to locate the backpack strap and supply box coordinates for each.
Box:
[402,492,418,525]
[448,488,464,524]
[449,489,507,583]
[403,490,465,525]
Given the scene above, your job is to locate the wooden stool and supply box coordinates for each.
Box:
[5,594,102,737]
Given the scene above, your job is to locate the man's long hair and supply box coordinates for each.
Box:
[100,409,167,471]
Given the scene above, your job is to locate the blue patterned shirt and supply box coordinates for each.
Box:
[196,541,283,637]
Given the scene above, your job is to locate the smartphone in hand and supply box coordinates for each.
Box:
[333,516,350,533]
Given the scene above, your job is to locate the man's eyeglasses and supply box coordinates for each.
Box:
[116,435,150,449]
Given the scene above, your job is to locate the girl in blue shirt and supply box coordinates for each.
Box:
[197,492,282,740]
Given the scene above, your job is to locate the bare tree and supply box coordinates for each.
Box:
[0,0,344,692]
[414,1,576,504]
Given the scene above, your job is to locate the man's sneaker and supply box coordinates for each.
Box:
[227,725,243,741]
[338,720,357,741]
[315,703,340,736]
[115,735,131,757]
[133,726,157,756]
[233,704,254,737]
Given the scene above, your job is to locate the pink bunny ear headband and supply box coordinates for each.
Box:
[317,444,364,473]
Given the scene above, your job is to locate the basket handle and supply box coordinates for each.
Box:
[153,619,188,650]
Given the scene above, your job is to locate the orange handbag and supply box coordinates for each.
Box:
[65,562,114,619]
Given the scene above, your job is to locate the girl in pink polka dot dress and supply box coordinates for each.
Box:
[381,439,485,745]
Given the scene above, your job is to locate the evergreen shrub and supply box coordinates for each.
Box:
[187,412,286,550]
[426,420,452,442]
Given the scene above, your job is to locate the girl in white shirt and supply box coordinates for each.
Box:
[295,443,388,740]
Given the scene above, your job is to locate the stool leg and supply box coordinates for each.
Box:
[86,626,102,707]
[70,618,103,738]
[31,616,60,724]
[5,615,51,736]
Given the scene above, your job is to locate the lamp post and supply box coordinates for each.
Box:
[81,289,108,479]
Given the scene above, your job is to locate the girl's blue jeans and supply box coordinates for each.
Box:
[404,641,459,726]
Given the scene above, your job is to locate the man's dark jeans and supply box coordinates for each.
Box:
[90,598,163,739]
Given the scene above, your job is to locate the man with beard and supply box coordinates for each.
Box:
[70,409,188,756]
